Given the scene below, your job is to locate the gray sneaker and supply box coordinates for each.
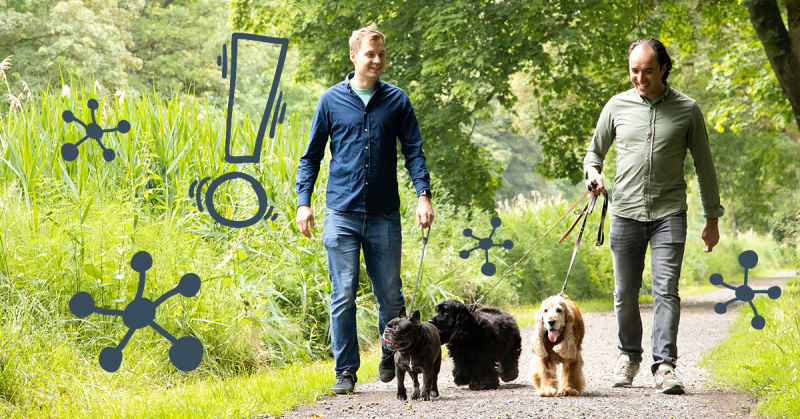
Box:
[612,354,641,387]
[654,363,685,394]
[331,371,357,394]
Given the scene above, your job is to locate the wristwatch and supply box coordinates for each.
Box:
[418,188,432,198]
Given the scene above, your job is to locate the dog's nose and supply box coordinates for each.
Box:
[548,320,556,327]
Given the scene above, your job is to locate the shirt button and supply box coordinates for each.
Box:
[366,182,369,185]
[365,146,368,149]
[364,128,368,132]
[366,164,369,167]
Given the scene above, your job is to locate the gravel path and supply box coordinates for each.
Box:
[284,275,794,419]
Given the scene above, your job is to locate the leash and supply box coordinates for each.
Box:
[407,226,430,314]
[470,190,593,309]
[558,190,608,296]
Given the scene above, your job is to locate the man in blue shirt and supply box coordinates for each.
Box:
[295,26,434,394]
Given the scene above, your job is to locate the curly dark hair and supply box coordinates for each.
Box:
[628,38,672,83]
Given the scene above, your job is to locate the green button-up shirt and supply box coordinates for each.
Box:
[583,86,725,222]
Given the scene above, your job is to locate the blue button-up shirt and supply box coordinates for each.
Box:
[296,73,431,213]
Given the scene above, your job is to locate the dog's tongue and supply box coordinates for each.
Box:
[547,330,561,343]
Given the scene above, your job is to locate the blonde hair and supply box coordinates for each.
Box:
[349,26,385,53]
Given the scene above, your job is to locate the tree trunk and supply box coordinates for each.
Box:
[746,0,800,130]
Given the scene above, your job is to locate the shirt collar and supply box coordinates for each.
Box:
[632,82,673,104]
[345,72,383,93]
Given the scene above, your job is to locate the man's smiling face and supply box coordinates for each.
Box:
[351,37,385,82]
[629,44,666,99]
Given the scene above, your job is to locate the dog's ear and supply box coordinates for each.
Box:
[555,302,579,360]
[455,302,471,324]
[411,309,421,324]
[531,306,548,357]
[399,306,407,318]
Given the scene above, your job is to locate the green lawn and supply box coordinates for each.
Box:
[700,276,800,418]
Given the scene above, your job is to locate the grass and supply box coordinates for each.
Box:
[700,276,800,418]
[0,80,797,417]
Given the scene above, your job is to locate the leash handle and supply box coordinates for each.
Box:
[560,191,608,295]
[595,191,608,246]
[420,225,430,244]
[408,226,430,314]
[558,201,590,244]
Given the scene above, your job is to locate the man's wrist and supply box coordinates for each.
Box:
[705,217,719,226]
[418,188,432,199]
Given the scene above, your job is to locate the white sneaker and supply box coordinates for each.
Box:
[612,354,641,387]
[654,363,685,395]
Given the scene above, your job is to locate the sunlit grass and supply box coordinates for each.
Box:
[700,278,800,418]
[1,84,797,417]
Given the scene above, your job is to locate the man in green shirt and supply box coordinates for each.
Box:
[584,38,724,395]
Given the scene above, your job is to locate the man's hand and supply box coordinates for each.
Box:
[702,218,720,252]
[586,166,605,195]
[416,196,434,229]
[296,205,315,238]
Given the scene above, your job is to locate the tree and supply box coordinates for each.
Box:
[129,0,229,96]
[229,0,653,209]
[0,0,144,90]
[746,0,800,131]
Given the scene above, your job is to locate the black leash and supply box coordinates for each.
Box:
[407,226,430,314]
[470,191,593,309]
[558,190,608,296]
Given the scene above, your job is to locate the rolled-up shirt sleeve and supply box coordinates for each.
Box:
[296,96,330,208]
[397,93,431,196]
[583,101,615,176]
[687,104,725,219]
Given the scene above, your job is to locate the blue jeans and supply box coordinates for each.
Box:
[323,208,405,375]
[610,213,686,375]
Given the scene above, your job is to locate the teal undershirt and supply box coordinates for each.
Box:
[352,86,375,107]
[647,94,665,105]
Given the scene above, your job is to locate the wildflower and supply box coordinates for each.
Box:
[5,93,21,113]
[0,56,11,81]
[93,80,104,96]
[115,89,125,108]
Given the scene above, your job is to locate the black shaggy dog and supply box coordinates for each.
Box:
[429,299,521,390]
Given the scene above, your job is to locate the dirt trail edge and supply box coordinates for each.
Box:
[283,275,794,419]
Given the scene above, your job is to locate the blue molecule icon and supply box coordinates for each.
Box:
[460,217,514,276]
[61,98,131,162]
[709,250,782,330]
[69,251,203,372]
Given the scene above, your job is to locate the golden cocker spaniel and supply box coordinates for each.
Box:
[531,294,585,396]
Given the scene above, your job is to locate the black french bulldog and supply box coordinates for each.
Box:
[382,307,442,401]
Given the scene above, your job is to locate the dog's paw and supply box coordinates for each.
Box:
[411,389,420,400]
[559,387,581,397]
[537,387,558,397]
[430,389,439,399]
[420,391,431,401]
[468,380,500,391]
[396,389,407,401]
[453,369,470,386]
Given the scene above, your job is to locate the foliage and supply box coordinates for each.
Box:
[0,85,795,415]
[521,1,656,182]
[230,0,572,210]
[129,0,229,96]
[0,0,144,90]
[659,0,800,239]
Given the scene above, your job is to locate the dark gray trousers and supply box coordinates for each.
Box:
[610,212,687,375]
